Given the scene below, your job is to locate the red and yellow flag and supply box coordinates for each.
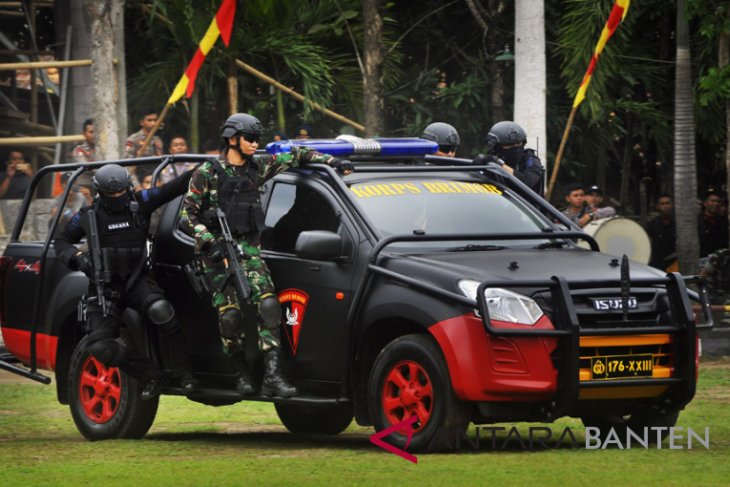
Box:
[167,0,236,105]
[572,0,630,108]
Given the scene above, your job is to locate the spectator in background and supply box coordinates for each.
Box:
[71,119,96,164]
[135,165,157,190]
[699,190,729,258]
[70,118,96,188]
[295,124,313,140]
[125,107,163,159]
[0,151,33,199]
[561,183,592,228]
[585,185,617,219]
[646,194,676,270]
[272,131,288,142]
[161,135,196,184]
[49,172,93,230]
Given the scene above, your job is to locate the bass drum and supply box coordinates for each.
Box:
[578,217,651,264]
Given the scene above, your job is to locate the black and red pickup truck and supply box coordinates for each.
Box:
[0,137,713,452]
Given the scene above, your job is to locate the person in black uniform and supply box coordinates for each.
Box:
[646,194,676,270]
[54,164,197,399]
[699,190,729,258]
[421,122,460,157]
[474,121,544,195]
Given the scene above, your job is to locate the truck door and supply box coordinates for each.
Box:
[261,178,358,387]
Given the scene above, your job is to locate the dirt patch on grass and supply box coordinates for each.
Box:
[701,357,730,370]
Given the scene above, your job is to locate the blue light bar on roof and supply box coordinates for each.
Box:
[266,136,438,158]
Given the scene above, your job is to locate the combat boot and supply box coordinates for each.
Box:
[141,372,168,401]
[230,352,254,396]
[236,369,255,396]
[180,373,199,394]
[261,349,297,398]
[120,349,166,401]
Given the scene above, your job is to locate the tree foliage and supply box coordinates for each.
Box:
[121,0,728,208]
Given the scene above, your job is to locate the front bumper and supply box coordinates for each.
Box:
[431,273,712,417]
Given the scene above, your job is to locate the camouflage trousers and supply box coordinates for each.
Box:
[200,240,280,355]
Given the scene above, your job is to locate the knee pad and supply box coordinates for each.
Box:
[220,308,243,339]
[146,298,175,325]
[259,296,282,327]
[87,338,124,367]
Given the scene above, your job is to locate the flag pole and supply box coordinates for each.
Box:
[546,105,578,200]
[135,102,172,158]
[236,59,365,133]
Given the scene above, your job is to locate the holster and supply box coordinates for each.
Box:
[184,254,211,296]
[77,295,88,325]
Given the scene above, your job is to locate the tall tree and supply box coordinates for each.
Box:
[363,0,385,136]
[514,0,547,156]
[85,0,125,160]
[674,0,700,274]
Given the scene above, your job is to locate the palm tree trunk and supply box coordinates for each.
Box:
[720,26,730,249]
[514,0,546,156]
[85,0,124,160]
[363,0,384,136]
[487,0,507,123]
[674,0,700,275]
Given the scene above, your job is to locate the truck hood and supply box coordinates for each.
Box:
[391,248,665,286]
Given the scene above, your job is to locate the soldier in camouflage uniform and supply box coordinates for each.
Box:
[180,113,351,398]
[700,248,730,326]
[125,108,164,159]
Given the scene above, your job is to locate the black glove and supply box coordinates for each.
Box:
[71,252,92,274]
[472,154,502,166]
[329,157,354,174]
[204,239,224,263]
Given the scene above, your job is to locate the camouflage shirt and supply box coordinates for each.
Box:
[701,248,730,295]
[125,129,163,159]
[70,142,95,164]
[181,148,333,251]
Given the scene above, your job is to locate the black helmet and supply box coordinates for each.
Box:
[221,113,263,139]
[421,122,460,147]
[92,164,130,193]
[486,121,527,153]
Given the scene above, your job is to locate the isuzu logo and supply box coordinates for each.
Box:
[590,297,638,311]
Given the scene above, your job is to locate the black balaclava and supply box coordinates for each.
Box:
[101,191,130,213]
[498,146,524,167]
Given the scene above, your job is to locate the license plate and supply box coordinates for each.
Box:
[590,354,653,380]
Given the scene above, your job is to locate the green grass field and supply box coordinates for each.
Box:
[1,358,729,486]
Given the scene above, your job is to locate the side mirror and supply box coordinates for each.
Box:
[295,230,342,260]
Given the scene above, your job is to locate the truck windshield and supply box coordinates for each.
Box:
[350,178,551,250]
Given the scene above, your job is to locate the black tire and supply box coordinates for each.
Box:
[275,402,354,435]
[581,409,680,446]
[368,334,468,453]
[68,336,159,441]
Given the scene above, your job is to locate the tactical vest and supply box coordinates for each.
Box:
[87,196,147,279]
[209,158,265,236]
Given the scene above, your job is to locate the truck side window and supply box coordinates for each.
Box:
[262,183,340,254]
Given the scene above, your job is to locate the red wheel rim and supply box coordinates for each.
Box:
[381,360,434,434]
[78,355,122,424]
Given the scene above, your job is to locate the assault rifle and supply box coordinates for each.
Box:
[87,209,112,316]
[216,208,251,302]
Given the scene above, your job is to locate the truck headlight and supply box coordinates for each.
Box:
[458,280,544,325]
